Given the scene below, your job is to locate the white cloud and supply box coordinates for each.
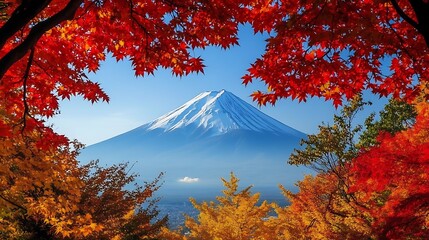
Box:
[178,177,200,183]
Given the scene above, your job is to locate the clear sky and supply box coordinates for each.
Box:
[49,24,387,146]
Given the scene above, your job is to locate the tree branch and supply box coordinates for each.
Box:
[0,193,27,212]
[407,0,429,47]
[389,0,420,31]
[21,47,34,133]
[0,0,84,82]
[0,0,51,48]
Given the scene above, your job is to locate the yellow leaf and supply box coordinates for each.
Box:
[123,208,135,220]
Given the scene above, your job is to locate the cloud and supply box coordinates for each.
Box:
[178,177,200,183]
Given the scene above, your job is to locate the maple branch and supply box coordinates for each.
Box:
[161,0,186,9]
[390,0,429,47]
[0,0,84,82]
[407,0,429,47]
[308,0,328,26]
[386,20,415,61]
[127,0,152,60]
[305,218,317,231]
[389,0,419,30]
[21,47,34,133]
[379,195,429,238]
[325,191,348,218]
[0,0,51,49]
[33,60,54,78]
[0,193,27,212]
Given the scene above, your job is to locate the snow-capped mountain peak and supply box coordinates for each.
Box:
[81,89,311,202]
[144,90,302,137]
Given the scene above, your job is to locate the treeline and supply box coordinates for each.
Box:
[3,97,428,239]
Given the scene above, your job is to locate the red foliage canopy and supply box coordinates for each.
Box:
[243,0,429,106]
[0,0,254,141]
[349,102,429,239]
[1,0,428,139]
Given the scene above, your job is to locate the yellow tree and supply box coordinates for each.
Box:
[160,173,277,240]
[0,108,166,239]
[0,116,98,238]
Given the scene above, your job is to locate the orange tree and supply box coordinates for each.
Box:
[75,161,166,240]
[282,97,373,239]
[0,114,88,238]
[273,174,374,239]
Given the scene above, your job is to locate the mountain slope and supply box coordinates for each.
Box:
[143,89,303,137]
[79,90,312,199]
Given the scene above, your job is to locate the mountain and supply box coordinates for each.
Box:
[144,89,303,137]
[79,90,312,200]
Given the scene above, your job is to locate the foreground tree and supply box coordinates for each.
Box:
[283,98,418,238]
[160,173,277,240]
[273,174,374,239]
[76,161,166,240]
[0,109,165,238]
[283,97,371,238]
[288,96,366,173]
[350,102,429,239]
[0,112,88,238]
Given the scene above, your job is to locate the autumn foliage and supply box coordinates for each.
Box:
[1,0,429,136]
[166,100,428,239]
[0,121,86,238]
[2,0,429,239]
[349,102,429,239]
[0,0,257,140]
[160,173,278,240]
[282,101,429,239]
[0,1,257,238]
[0,118,166,239]
[243,0,429,106]
[273,174,374,239]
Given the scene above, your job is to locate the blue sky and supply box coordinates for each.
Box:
[50,24,387,145]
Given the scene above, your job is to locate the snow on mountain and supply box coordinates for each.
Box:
[80,90,312,200]
[143,89,303,137]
